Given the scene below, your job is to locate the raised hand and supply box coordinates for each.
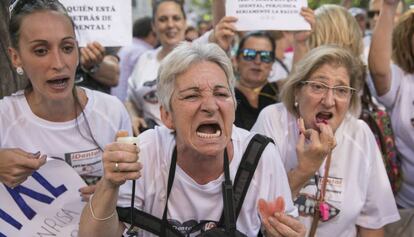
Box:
[296,117,336,174]
[0,148,46,188]
[80,41,105,71]
[383,0,400,6]
[210,16,238,52]
[294,7,315,43]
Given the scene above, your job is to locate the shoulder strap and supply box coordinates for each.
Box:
[117,206,182,237]
[219,133,273,224]
[117,134,272,236]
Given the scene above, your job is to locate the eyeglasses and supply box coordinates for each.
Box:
[367,10,380,18]
[239,48,274,64]
[301,80,356,100]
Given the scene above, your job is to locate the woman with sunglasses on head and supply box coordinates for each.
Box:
[369,0,414,235]
[1,0,131,208]
[234,31,281,130]
[252,45,400,237]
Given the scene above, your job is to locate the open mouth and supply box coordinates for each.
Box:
[165,31,178,38]
[250,68,262,73]
[316,112,333,125]
[196,123,222,139]
[46,78,70,89]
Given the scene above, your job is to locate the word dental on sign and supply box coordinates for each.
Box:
[0,160,86,237]
[226,0,310,31]
[59,0,132,47]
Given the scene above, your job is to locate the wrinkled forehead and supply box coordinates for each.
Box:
[308,64,351,85]
[173,61,230,93]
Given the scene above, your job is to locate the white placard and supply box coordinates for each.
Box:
[0,160,87,237]
[59,0,132,47]
[226,0,311,31]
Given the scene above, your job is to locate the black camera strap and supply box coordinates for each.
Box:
[117,134,272,236]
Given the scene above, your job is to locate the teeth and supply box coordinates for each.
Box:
[48,79,67,89]
[196,129,221,139]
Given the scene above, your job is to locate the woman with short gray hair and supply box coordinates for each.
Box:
[157,42,236,113]
[79,43,306,237]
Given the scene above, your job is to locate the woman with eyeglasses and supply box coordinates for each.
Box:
[1,0,130,218]
[233,31,281,130]
[252,45,399,237]
[369,0,414,235]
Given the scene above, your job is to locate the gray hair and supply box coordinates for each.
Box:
[281,45,365,117]
[157,42,236,112]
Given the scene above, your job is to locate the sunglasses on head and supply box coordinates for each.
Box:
[239,48,274,63]
[9,0,57,16]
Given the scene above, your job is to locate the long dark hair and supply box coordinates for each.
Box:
[9,0,103,151]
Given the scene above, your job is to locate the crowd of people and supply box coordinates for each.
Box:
[0,0,413,236]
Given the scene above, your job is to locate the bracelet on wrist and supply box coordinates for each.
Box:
[89,194,116,221]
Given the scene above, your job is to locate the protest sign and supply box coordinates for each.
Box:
[59,0,132,47]
[0,160,86,237]
[226,0,311,31]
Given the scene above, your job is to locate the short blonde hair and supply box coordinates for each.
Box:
[309,4,363,57]
[281,45,365,117]
[392,9,414,73]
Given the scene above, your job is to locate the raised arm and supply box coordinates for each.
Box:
[212,0,226,26]
[292,7,315,65]
[358,226,384,237]
[208,16,237,52]
[368,0,399,96]
[79,133,142,237]
[288,119,336,197]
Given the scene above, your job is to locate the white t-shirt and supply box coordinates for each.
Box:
[127,48,162,126]
[117,125,297,237]
[268,52,293,83]
[252,103,400,237]
[378,64,414,208]
[0,88,132,184]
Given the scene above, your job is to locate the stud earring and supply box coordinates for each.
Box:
[16,67,24,75]
[294,101,298,107]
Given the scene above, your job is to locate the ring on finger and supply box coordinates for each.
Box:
[114,162,120,172]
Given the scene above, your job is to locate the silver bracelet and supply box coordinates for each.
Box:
[89,194,116,221]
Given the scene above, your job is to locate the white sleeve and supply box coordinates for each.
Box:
[194,29,212,44]
[377,64,403,110]
[119,105,133,136]
[251,106,276,139]
[127,54,146,106]
[254,140,298,218]
[355,125,400,228]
